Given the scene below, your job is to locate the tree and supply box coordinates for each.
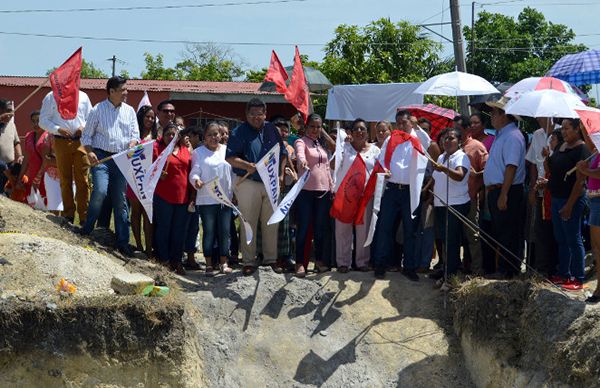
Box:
[464,7,587,83]
[141,43,245,81]
[320,18,445,85]
[46,58,108,78]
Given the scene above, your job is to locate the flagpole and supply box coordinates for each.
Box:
[14,78,50,112]
[236,171,251,187]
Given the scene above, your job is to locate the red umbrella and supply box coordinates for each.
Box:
[398,103,458,141]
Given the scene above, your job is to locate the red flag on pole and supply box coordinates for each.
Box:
[330,155,367,224]
[49,47,82,120]
[284,46,310,122]
[264,50,289,95]
[354,161,384,225]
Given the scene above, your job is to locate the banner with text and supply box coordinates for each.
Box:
[256,143,281,211]
[113,141,155,219]
[206,177,253,245]
[268,170,310,225]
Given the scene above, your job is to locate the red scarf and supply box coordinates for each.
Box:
[384,130,424,169]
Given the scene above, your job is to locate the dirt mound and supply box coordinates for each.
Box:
[453,279,600,387]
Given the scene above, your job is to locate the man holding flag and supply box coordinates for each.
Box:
[80,76,140,256]
[226,97,287,275]
[372,109,428,281]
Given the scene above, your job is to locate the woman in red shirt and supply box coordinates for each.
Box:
[153,123,192,275]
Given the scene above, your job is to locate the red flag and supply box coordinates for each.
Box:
[284,46,310,122]
[384,130,424,168]
[354,161,385,225]
[330,155,367,223]
[264,50,288,95]
[49,47,82,120]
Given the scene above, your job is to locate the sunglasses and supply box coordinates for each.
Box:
[162,109,175,113]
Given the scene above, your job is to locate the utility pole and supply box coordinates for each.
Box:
[450,0,470,115]
[108,55,117,77]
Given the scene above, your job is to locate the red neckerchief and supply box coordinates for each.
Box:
[383,130,424,169]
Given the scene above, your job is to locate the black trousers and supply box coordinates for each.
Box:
[488,184,525,276]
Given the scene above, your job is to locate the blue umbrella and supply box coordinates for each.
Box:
[547,49,600,85]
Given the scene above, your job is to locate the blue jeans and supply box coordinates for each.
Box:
[153,195,189,264]
[551,196,586,281]
[294,190,332,265]
[198,204,232,258]
[185,207,200,254]
[373,184,418,271]
[435,202,470,276]
[82,148,129,247]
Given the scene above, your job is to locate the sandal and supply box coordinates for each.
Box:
[586,294,600,304]
[295,264,306,278]
[242,265,256,276]
[205,266,215,277]
[171,262,186,276]
[219,263,232,274]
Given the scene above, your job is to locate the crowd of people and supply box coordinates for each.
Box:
[0,76,599,303]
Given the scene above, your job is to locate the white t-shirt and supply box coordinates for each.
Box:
[377,136,414,184]
[334,142,380,192]
[432,150,471,206]
[189,144,233,205]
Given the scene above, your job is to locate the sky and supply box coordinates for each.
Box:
[0,0,599,82]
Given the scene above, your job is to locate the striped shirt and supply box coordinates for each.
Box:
[81,99,140,153]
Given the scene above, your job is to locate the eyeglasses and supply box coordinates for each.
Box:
[353,126,367,132]
[162,109,175,113]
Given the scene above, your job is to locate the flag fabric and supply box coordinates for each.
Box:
[137,91,152,112]
[255,143,281,211]
[354,161,385,225]
[284,46,310,122]
[384,130,424,167]
[113,141,155,219]
[330,154,367,223]
[332,127,347,186]
[577,108,600,151]
[49,47,82,120]
[363,172,386,247]
[268,170,311,225]
[205,177,253,244]
[264,51,289,95]
[142,135,178,222]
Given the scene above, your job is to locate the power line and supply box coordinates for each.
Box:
[0,0,308,14]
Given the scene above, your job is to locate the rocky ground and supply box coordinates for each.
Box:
[1,194,598,387]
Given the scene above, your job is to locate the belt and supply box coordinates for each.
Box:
[486,184,502,192]
[387,182,410,189]
[54,135,81,140]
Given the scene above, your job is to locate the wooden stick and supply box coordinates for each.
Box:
[92,154,114,166]
[235,171,251,187]
[564,150,598,180]
[15,78,50,112]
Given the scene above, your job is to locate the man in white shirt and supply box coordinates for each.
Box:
[0,100,23,194]
[40,90,92,224]
[80,77,139,256]
[525,117,557,275]
[372,110,425,281]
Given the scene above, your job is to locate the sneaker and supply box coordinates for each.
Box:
[338,266,349,274]
[561,279,583,291]
[549,275,567,285]
[402,269,419,282]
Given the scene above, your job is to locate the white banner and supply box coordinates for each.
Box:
[364,173,386,247]
[268,170,310,225]
[142,135,178,222]
[205,177,253,245]
[255,143,281,211]
[113,141,155,219]
[333,127,347,187]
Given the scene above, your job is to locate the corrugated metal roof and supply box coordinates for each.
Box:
[0,76,278,95]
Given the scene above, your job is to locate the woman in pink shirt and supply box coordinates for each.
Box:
[293,113,333,277]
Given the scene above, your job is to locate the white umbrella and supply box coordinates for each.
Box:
[504,89,587,118]
[504,76,588,101]
[414,70,499,96]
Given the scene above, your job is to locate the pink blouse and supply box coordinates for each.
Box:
[588,155,600,193]
[294,136,332,191]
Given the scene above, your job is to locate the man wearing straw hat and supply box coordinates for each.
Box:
[80,76,139,256]
[483,97,526,278]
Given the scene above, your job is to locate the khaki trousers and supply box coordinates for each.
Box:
[53,137,90,221]
[234,178,278,266]
[335,200,372,268]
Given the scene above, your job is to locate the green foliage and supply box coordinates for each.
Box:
[141,43,244,81]
[320,18,444,85]
[245,68,268,82]
[46,58,108,79]
[464,7,587,83]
